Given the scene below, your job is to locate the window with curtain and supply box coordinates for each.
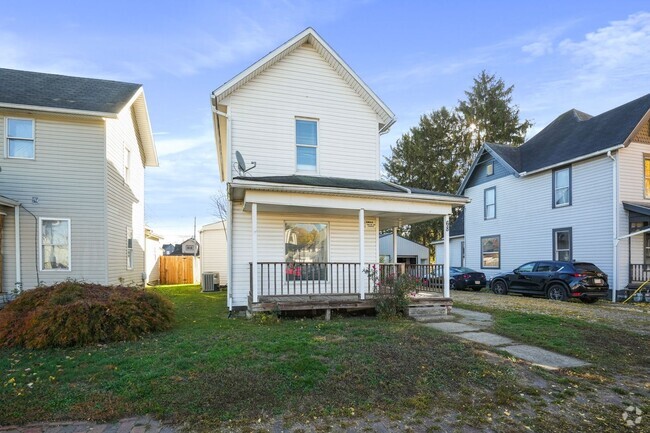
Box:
[481,235,500,269]
[553,167,571,207]
[296,119,318,172]
[553,228,572,261]
[40,219,70,270]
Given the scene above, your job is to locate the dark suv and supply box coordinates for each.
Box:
[490,261,608,303]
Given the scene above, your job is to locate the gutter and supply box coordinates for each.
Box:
[0,102,117,118]
[230,180,470,205]
[608,150,618,302]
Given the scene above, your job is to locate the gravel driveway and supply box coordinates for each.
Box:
[452,290,650,334]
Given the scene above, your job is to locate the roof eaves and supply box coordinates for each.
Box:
[0,102,118,118]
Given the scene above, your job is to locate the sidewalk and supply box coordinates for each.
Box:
[423,308,590,369]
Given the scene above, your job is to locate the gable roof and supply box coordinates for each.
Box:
[0,68,140,116]
[0,68,158,166]
[459,93,650,193]
[211,27,395,128]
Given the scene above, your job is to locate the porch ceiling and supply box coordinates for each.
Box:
[239,189,453,230]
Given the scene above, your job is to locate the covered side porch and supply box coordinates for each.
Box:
[228,176,469,315]
[623,202,650,290]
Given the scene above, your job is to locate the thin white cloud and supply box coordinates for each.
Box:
[155,130,215,157]
[522,37,554,58]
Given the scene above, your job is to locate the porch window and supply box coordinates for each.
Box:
[6,118,35,159]
[127,227,134,269]
[481,235,500,269]
[553,228,572,261]
[644,156,650,198]
[40,218,71,271]
[553,166,571,207]
[285,222,328,280]
[296,119,318,172]
[484,187,496,220]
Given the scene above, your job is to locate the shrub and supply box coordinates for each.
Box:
[0,281,174,349]
[368,268,417,319]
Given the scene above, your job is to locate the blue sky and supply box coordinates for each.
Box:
[2,1,649,242]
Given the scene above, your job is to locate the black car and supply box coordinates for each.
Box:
[490,261,609,303]
[422,266,487,291]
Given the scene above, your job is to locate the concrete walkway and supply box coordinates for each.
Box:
[424,308,590,370]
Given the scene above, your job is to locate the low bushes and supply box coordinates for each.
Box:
[0,281,174,349]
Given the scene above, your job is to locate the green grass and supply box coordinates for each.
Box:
[454,301,650,373]
[0,285,520,428]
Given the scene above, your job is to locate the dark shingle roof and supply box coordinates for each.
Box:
[450,210,464,237]
[487,94,650,174]
[0,68,141,114]
[233,175,465,199]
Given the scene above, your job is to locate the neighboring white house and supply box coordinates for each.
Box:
[200,221,228,286]
[145,227,164,285]
[0,68,158,292]
[457,94,650,300]
[433,211,464,267]
[210,28,468,311]
[379,233,429,264]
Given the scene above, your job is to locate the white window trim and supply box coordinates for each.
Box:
[126,227,134,270]
[284,221,330,262]
[39,217,71,272]
[295,117,319,174]
[5,116,35,160]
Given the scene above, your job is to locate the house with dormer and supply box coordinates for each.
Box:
[456,94,650,299]
[210,28,468,312]
[0,68,158,294]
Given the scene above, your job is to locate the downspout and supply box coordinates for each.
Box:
[607,150,618,302]
[14,206,21,291]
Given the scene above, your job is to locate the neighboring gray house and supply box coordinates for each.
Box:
[0,68,158,293]
[457,93,650,299]
[379,233,429,264]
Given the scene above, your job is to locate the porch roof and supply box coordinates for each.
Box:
[230,176,468,230]
[623,201,650,217]
[0,195,19,207]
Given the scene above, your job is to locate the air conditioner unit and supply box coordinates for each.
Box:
[201,272,219,292]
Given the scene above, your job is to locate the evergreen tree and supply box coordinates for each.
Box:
[383,71,531,251]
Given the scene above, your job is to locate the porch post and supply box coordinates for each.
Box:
[392,226,398,265]
[359,208,365,299]
[443,214,450,298]
[252,202,258,303]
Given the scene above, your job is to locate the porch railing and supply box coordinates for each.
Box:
[249,262,445,299]
[629,264,650,282]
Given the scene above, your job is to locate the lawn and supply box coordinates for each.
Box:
[1,285,522,429]
[2,286,648,432]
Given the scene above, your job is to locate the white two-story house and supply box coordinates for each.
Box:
[0,68,158,295]
[210,28,468,312]
[456,94,650,300]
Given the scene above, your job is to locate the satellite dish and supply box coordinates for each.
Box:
[235,150,257,176]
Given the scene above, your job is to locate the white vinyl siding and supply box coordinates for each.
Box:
[200,223,229,285]
[228,44,381,180]
[230,204,378,307]
[6,117,35,159]
[433,237,464,267]
[105,105,146,285]
[378,234,430,264]
[465,154,613,281]
[0,111,107,289]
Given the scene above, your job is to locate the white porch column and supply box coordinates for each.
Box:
[392,226,398,265]
[15,206,22,291]
[443,214,450,298]
[251,202,258,303]
[359,208,365,299]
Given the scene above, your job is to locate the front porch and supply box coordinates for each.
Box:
[248,262,452,316]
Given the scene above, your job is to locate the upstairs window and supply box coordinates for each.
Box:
[6,118,35,159]
[486,161,494,176]
[296,119,318,172]
[553,166,571,207]
[124,147,131,182]
[484,187,496,220]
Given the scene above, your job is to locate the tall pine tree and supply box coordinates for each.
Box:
[384,71,531,252]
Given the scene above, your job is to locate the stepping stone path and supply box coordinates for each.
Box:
[423,307,590,370]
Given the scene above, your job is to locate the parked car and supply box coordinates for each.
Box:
[422,266,487,291]
[490,261,609,303]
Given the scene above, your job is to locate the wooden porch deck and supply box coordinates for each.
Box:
[248,291,452,314]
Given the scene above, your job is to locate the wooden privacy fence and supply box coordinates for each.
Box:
[160,256,194,285]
